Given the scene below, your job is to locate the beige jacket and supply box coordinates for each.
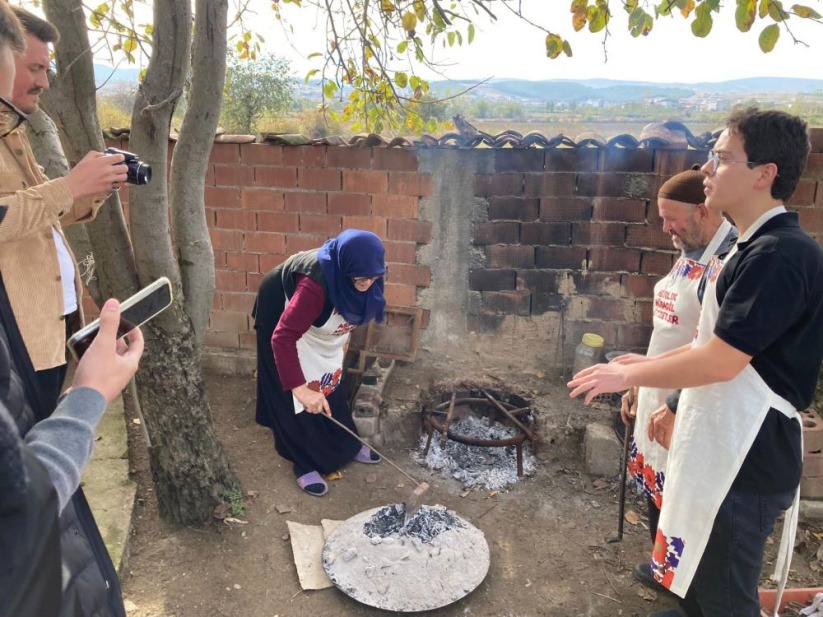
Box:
[0,125,107,370]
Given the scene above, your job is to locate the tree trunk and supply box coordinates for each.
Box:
[127,0,240,524]
[26,108,102,303]
[44,0,240,524]
[171,0,228,347]
[41,0,139,302]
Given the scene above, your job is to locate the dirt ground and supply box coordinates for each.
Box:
[120,359,822,617]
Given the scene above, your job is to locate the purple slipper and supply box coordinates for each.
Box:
[354,445,381,464]
[296,471,328,496]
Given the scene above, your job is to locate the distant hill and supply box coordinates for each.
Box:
[94,64,141,90]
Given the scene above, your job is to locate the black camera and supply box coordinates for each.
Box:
[104,147,152,185]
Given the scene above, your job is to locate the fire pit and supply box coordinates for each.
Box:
[418,386,538,491]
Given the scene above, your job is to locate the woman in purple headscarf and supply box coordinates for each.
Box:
[252,229,386,496]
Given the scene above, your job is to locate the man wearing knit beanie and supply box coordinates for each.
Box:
[620,164,737,593]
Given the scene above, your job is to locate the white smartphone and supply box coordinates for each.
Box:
[66,277,173,360]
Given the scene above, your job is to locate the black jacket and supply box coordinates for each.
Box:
[0,276,125,617]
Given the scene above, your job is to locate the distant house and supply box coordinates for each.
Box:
[580,98,603,108]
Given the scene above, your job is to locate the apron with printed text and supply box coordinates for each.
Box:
[651,245,801,613]
[630,219,733,508]
[290,303,356,414]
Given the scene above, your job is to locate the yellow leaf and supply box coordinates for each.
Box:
[401,11,417,32]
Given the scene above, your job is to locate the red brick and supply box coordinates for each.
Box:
[475,173,523,197]
[204,165,215,186]
[788,180,816,207]
[473,222,520,245]
[372,194,419,219]
[480,291,530,315]
[589,247,641,272]
[205,186,241,209]
[242,188,284,211]
[640,251,675,275]
[387,263,430,286]
[572,222,625,246]
[621,274,661,299]
[204,207,217,227]
[284,192,326,213]
[300,213,343,235]
[215,209,256,230]
[495,150,544,173]
[210,228,243,251]
[212,293,221,311]
[568,296,634,321]
[810,127,823,153]
[489,197,539,222]
[626,225,675,250]
[635,299,654,324]
[798,208,823,233]
[617,323,653,350]
[388,173,433,197]
[257,211,299,233]
[521,222,570,246]
[240,143,283,166]
[327,146,371,169]
[383,283,417,306]
[209,143,241,164]
[210,310,250,332]
[373,148,419,172]
[328,193,371,216]
[593,198,647,223]
[215,269,247,292]
[523,173,576,197]
[470,269,516,291]
[535,246,587,269]
[804,152,823,179]
[569,272,621,296]
[282,145,327,167]
[298,168,342,191]
[212,249,226,269]
[254,166,298,188]
[653,149,707,176]
[221,291,256,314]
[801,474,823,499]
[239,331,257,350]
[260,253,287,272]
[341,216,387,237]
[247,272,264,291]
[517,270,558,293]
[576,173,657,199]
[226,252,259,273]
[486,245,535,268]
[387,219,432,243]
[243,232,287,254]
[539,197,592,222]
[817,181,823,208]
[286,235,326,254]
[213,164,254,187]
[545,148,599,172]
[205,331,240,349]
[602,148,654,173]
[343,170,389,194]
[384,241,417,264]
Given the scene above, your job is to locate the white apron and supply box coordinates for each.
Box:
[290,303,356,414]
[651,244,802,613]
[630,219,733,508]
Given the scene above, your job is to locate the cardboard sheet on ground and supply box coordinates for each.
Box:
[286,519,343,590]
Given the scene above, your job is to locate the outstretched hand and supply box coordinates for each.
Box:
[71,299,144,403]
[567,362,630,404]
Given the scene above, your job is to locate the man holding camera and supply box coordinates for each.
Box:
[0,6,127,411]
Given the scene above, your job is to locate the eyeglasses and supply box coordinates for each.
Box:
[352,275,382,284]
[0,96,28,139]
[705,150,763,174]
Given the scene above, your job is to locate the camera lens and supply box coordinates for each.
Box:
[128,162,152,185]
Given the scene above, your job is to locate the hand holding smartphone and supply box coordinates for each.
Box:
[67,277,173,360]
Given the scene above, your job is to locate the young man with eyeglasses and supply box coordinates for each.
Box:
[569,108,823,617]
[0,6,128,412]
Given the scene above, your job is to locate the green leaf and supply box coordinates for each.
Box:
[562,40,573,57]
[304,69,319,84]
[759,0,771,18]
[447,31,455,46]
[545,33,564,59]
[768,0,789,20]
[397,40,408,53]
[307,52,323,59]
[409,75,420,90]
[791,4,822,18]
[587,6,609,32]
[395,71,408,88]
[759,22,780,50]
[468,23,475,44]
[402,11,417,32]
[735,0,757,32]
[691,2,714,37]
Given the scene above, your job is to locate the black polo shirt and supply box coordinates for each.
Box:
[713,212,823,494]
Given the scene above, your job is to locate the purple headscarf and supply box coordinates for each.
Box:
[317,229,386,325]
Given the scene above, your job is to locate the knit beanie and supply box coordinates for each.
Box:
[658,164,705,206]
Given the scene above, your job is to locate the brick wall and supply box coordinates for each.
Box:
[104,129,823,370]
